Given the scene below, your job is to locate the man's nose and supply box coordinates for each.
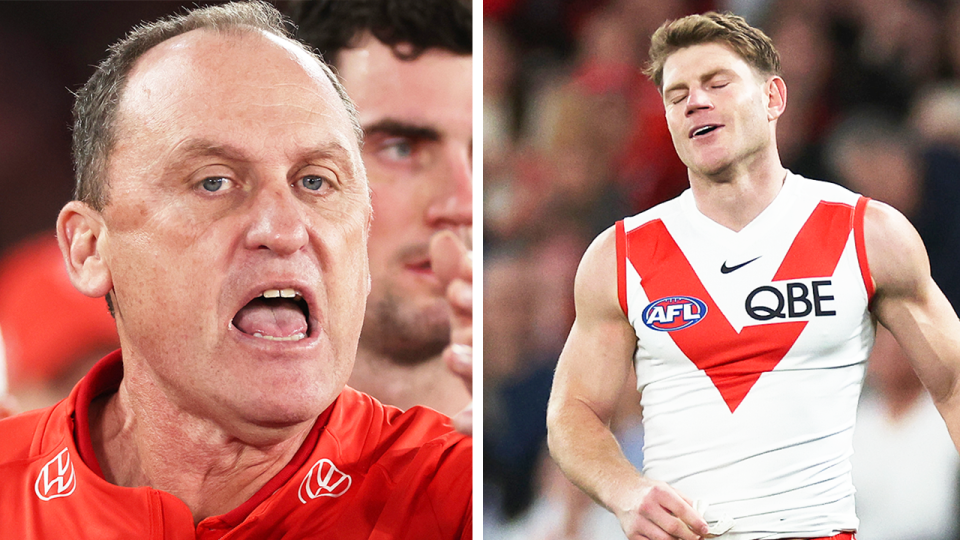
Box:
[685,87,713,115]
[425,143,472,232]
[244,183,309,255]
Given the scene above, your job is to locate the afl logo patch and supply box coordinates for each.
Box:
[642,296,707,332]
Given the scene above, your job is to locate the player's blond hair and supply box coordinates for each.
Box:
[644,11,782,92]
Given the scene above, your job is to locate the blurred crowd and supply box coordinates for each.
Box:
[483,0,960,538]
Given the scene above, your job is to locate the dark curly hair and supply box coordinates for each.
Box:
[288,0,471,66]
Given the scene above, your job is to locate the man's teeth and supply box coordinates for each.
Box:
[252,332,307,342]
[260,288,300,299]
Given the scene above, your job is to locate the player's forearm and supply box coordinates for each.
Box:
[877,279,960,451]
[926,349,960,454]
[546,397,645,515]
[933,393,960,456]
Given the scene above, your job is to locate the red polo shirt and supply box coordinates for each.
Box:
[0,351,472,539]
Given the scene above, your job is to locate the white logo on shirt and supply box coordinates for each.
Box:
[298,458,351,503]
[35,448,76,501]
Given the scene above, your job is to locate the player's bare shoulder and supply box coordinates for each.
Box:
[862,199,930,298]
[573,224,623,320]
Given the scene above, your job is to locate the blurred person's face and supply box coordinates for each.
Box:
[773,16,831,96]
[836,141,920,216]
[482,255,530,381]
[336,36,472,363]
[661,43,782,178]
[61,29,371,433]
[483,22,516,98]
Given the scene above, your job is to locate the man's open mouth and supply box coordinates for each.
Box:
[690,124,721,138]
[232,288,310,342]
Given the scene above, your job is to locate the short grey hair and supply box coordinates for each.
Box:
[72,0,362,210]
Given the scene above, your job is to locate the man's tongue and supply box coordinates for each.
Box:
[233,298,308,339]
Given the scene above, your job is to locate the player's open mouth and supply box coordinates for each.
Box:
[690,124,721,138]
[232,288,311,342]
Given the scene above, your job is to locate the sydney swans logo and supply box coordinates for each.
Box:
[298,458,352,503]
[35,448,77,501]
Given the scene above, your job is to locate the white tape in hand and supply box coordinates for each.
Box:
[692,499,734,537]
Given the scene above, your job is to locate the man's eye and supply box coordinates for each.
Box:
[201,177,230,192]
[382,139,414,160]
[300,175,328,191]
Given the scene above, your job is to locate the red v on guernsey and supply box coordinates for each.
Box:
[625,201,855,412]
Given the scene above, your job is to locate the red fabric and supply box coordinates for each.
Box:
[773,202,853,281]
[853,197,874,301]
[0,233,119,387]
[615,220,628,318]
[0,352,472,539]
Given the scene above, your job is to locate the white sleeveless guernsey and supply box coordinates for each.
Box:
[616,174,875,539]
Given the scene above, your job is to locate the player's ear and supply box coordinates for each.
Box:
[57,201,113,298]
[766,75,787,121]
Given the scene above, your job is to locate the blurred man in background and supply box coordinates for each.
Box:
[291,0,473,416]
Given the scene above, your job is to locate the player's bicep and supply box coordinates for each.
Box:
[550,227,637,425]
[867,200,960,403]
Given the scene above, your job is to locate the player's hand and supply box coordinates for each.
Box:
[429,230,472,436]
[614,478,708,540]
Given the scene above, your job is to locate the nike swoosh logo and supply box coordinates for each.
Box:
[720,256,761,274]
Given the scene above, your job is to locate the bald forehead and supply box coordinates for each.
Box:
[124,27,335,109]
[112,27,362,174]
[108,28,363,181]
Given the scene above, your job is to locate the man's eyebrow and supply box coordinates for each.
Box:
[170,139,249,162]
[299,141,362,176]
[362,119,441,141]
[701,68,736,83]
[168,138,359,172]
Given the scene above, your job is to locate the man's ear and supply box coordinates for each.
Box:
[766,75,787,121]
[56,201,112,298]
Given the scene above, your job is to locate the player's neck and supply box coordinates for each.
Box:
[688,151,787,232]
[89,372,313,524]
[351,347,470,416]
